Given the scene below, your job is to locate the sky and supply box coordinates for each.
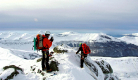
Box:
[0,0,138,34]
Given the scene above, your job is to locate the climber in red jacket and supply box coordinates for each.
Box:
[42,31,54,72]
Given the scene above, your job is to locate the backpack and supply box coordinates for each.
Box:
[33,34,44,51]
[82,43,91,54]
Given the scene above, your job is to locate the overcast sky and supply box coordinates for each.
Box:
[0,0,138,33]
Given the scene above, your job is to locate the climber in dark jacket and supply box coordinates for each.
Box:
[76,43,87,68]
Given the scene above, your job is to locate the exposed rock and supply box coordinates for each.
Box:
[95,60,113,74]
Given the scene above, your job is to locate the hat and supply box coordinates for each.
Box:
[79,43,82,47]
[45,31,51,35]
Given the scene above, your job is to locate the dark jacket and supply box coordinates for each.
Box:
[76,46,87,57]
[76,46,83,54]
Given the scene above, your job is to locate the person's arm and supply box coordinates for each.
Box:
[47,39,52,48]
[43,38,52,49]
[76,46,82,54]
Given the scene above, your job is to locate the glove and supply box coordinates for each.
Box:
[81,56,84,60]
[48,54,52,57]
[50,37,54,42]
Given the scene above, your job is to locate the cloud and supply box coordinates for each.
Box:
[1,0,138,20]
[0,0,91,11]
[0,0,138,32]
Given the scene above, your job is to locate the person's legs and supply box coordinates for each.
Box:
[80,55,84,68]
[80,54,87,68]
[42,51,46,70]
[46,50,50,70]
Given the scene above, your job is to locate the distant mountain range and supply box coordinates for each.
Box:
[54,32,138,57]
[0,31,138,57]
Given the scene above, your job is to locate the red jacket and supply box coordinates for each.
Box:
[42,35,52,51]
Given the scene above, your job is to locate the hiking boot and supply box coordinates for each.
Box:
[47,69,52,72]
[80,66,83,68]
[42,67,47,71]
[42,68,45,71]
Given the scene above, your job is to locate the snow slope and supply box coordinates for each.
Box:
[0,47,40,80]
[119,33,138,46]
[0,46,105,80]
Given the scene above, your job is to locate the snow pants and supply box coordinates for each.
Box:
[42,50,50,70]
[80,54,87,67]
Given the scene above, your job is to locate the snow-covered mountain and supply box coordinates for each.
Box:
[119,33,138,46]
[0,32,34,41]
[53,32,138,57]
[0,31,138,57]
[37,30,45,34]
[0,31,138,80]
[56,31,78,37]
[0,31,138,56]
[0,31,121,42]
[54,32,120,42]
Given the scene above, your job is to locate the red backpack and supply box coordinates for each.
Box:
[36,34,43,50]
[82,43,91,54]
